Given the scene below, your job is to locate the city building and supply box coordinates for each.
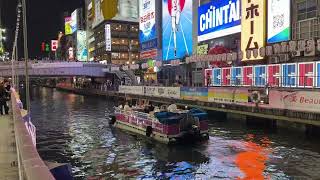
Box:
[88,0,140,65]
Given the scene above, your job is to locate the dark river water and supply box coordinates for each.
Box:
[26,87,320,179]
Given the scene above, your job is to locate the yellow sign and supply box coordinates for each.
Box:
[197,44,209,55]
[241,0,266,61]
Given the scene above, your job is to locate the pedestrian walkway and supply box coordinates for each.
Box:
[0,115,19,179]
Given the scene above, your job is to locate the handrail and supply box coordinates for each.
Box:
[11,89,55,180]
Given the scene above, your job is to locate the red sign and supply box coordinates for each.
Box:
[267,64,281,87]
[222,68,231,86]
[51,40,58,52]
[204,69,212,86]
[140,49,157,59]
[243,66,253,86]
[298,62,315,87]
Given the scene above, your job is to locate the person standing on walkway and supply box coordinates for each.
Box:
[0,82,9,115]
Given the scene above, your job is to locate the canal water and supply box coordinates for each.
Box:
[27,87,320,179]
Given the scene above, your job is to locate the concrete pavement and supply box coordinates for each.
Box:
[0,115,19,180]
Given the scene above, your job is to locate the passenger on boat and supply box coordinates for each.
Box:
[124,102,131,111]
[167,104,178,113]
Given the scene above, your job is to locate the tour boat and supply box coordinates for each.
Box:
[110,104,209,144]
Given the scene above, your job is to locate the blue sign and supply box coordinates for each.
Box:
[254,66,267,87]
[162,0,193,61]
[317,62,320,88]
[282,63,297,87]
[198,0,241,42]
[231,67,242,86]
[212,68,221,86]
[139,0,157,50]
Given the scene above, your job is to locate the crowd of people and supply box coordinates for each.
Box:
[0,79,11,115]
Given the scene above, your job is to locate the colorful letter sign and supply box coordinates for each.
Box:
[212,68,221,86]
[254,65,266,86]
[298,62,315,88]
[241,0,266,61]
[282,63,297,87]
[243,66,253,86]
[231,67,243,86]
[222,67,231,86]
[267,64,281,87]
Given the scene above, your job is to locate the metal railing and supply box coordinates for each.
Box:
[11,89,55,180]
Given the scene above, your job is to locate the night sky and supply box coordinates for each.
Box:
[1,0,84,59]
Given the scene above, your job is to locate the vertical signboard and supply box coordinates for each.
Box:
[139,0,157,51]
[282,63,297,87]
[231,67,243,86]
[77,31,88,61]
[105,24,111,52]
[198,0,241,42]
[212,68,221,86]
[241,0,266,61]
[254,65,267,86]
[243,66,253,86]
[267,64,281,87]
[267,0,290,43]
[162,0,193,61]
[51,40,58,52]
[71,10,78,33]
[222,67,231,86]
[65,17,72,35]
[298,62,315,88]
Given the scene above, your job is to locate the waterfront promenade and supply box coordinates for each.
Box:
[0,115,19,179]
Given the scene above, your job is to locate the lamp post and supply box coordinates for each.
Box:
[22,0,30,113]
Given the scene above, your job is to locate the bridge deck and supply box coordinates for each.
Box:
[0,115,19,179]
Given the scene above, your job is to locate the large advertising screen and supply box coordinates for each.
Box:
[139,0,157,50]
[65,17,72,35]
[92,0,138,28]
[77,31,88,61]
[71,10,77,33]
[198,0,241,42]
[241,0,266,61]
[162,0,193,61]
[267,0,290,43]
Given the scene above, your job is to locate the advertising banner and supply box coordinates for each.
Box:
[208,87,248,104]
[65,17,72,35]
[282,63,297,87]
[269,90,320,113]
[241,0,266,61]
[162,0,193,61]
[198,0,241,42]
[231,67,242,86]
[243,66,253,86]
[254,65,267,87]
[139,0,157,50]
[144,86,180,99]
[119,86,144,95]
[76,31,88,61]
[267,0,291,43]
[71,10,77,33]
[140,49,158,59]
[212,68,221,86]
[181,87,208,102]
[222,67,231,86]
[267,64,281,87]
[298,62,315,88]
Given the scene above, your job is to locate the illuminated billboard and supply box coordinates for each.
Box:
[71,10,77,33]
[92,0,138,28]
[267,0,290,43]
[77,31,88,61]
[241,0,266,61]
[198,0,241,42]
[139,0,157,50]
[65,17,72,35]
[162,0,193,61]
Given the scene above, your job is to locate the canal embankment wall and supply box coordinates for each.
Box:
[11,89,55,180]
[55,85,320,135]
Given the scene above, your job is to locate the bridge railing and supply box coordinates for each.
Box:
[11,89,55,180]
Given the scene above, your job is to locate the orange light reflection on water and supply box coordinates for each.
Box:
[235,134,271,180]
